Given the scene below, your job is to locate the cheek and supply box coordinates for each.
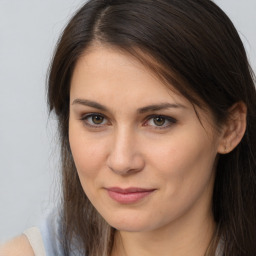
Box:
[69,129,109,204]
[69,124,107,180]
[148,130,217,194]
[144,134,217,223]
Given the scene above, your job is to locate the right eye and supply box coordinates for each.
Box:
[81,113,108,127]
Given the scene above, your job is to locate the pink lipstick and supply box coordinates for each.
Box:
[106,187,156,204]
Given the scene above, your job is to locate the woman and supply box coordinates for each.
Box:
[1,0,255,255]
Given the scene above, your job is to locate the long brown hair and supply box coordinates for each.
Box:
[47,0,256,255]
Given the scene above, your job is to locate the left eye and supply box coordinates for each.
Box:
[146,115,176,128]
[81,114,108,126]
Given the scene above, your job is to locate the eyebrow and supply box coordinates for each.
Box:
[137,103,185,114]
[72,99,108,111]
[72,99,185,113]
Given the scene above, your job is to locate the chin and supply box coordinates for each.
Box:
[111,222,149,232]
[104,214,154,232]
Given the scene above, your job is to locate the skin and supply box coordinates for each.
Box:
[0,235,34,256]
[69,45,227,256]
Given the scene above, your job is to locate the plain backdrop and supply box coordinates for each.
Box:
[0,0,255,242]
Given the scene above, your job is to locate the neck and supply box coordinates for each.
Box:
[111,210,216,256]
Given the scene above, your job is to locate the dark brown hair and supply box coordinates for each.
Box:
[47,0,256,255]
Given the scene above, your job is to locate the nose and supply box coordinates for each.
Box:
[106,127,145,175]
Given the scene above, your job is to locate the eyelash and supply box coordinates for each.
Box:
[80,113,109,129]
[80,113,177,130]
[144,114,177,129]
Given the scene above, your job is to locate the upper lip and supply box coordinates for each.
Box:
[106,187,156,194]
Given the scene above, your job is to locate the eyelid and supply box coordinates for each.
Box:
[143,114,177,129]
[80,113,109,128]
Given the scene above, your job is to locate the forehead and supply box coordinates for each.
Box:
[70,45,189,108]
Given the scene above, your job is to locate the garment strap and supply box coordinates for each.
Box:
[23,227,46,256]
[215,238,224,256]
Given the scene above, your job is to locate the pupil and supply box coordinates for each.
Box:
[93,115,103,124]
[154,117,165,126]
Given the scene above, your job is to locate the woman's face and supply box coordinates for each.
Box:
[69,45,223,233]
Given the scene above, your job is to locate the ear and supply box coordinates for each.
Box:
[217,102,247,154]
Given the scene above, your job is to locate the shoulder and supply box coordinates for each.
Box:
[0,235,34,256]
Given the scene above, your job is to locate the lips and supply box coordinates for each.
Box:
[106,187,156,204]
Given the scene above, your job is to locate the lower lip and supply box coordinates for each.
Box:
[107,190,155,204]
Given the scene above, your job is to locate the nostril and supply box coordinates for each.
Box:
[107,154,145,176]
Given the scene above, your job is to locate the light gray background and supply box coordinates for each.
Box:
[0,0,255,242]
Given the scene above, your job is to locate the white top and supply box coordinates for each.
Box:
[23,227,46,256]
